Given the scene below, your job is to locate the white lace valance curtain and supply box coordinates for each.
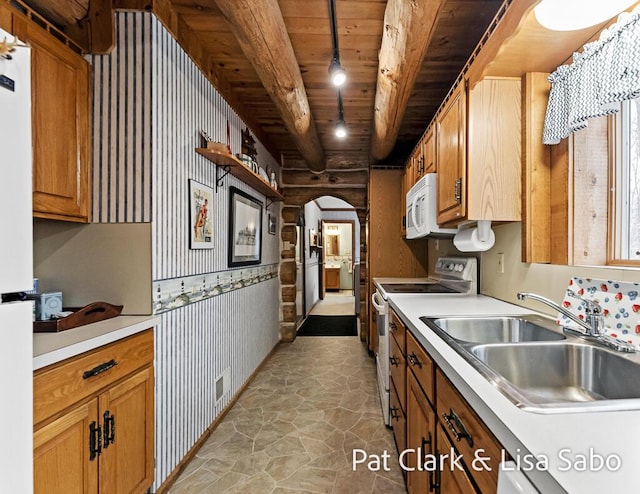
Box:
[543,5,640,144]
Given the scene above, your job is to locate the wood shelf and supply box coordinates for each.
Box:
[195,148,284,202]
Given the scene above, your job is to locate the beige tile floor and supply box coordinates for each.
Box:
[309,292,356,316]
[169,336,406,494]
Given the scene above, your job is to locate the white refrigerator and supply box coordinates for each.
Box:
[0,27,34,493]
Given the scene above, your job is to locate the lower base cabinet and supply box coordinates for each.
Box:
[403,331,503,494]
[33,330,155,494]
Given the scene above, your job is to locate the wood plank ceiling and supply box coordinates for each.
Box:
[27,0,505,169]
[177,0,504,168]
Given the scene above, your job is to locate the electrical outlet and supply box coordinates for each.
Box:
[497,252,505,274]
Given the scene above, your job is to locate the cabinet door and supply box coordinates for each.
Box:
[406,371,436,494]
[34,400,99,494]
[436,426,478,494]
[436,79,467,225]
[99,366,155,494]
[13,17,91,222]
[423,127,436,174]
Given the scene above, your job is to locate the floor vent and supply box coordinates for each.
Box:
[215,367,231,404]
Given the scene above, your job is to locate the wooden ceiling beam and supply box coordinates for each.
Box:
[370,0,445,162]
[213,0,326,172]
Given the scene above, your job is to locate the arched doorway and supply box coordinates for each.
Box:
[279,190,367,342]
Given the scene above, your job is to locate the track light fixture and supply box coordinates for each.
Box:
[329,56,346,87]
[328,0,346,87]
[335,90,347,138]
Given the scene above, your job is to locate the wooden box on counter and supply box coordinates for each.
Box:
[33,302,123,333]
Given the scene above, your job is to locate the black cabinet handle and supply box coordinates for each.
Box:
[83,359,118,379]
[389,355,400,367]
[407,352,422,368]
[421,432,438,492]
[103,410,115,448]
[442,408,474,447]
[389,322,397,332]
[89,421,102,461]
[390,406,400,421]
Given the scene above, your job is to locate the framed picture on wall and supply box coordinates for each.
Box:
[189,179,214,249]
[229,187,263,266]
[268,212,276,235]
[309,228,318,247]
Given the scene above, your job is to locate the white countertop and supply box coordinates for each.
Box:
[388,293,640,494]
[33,315,159,370]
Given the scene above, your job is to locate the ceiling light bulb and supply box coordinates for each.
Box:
[534,0,636,31]
[329,59,347,87]
[335,119,347,138]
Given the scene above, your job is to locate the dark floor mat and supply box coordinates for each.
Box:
[297,315,357,336]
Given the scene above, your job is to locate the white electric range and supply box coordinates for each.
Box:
[371,257,478,426]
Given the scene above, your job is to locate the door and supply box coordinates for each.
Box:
[12,16,91,222]
[436,426,477,494]
[99,366,154,494]
[437,79,467,225]
[34,400,99,494]
[0,303,33,493]
[406,371,437,494]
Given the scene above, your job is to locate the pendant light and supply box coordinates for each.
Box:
[534,0,636,31]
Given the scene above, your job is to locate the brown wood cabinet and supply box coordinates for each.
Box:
[406,370,437,494]
[436,79,467,225]
[422,126,436,175]
[436,77,521,226]
[34,330,154,494]
[12,14,92,222]
[401,324,504,494]
[324,267,341,290]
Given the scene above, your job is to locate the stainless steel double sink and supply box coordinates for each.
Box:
[420,315,640,413]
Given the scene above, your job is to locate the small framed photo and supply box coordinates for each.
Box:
[268,213,276,235]
[309,228,318,247]
[229,187,263,266]
[189,179,214,249]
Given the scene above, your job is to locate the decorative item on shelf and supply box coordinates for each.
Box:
[229,187,263,266]
[309,228,318,247]
[33,301,124,333]
[270,171,278,189]
[189,179,214,249]
[258,167,270,183]
[241,126,257,160]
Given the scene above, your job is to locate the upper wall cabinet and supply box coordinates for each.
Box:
[437,77,521,226]
[436,79,467,224]
[13,16,92,223]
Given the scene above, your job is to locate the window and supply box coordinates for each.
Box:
[611,98,640,263]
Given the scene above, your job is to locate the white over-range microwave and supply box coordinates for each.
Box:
[406,173,457,239]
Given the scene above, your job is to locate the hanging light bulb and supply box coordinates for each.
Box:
[534,0,636,31]
[329,57,347,87]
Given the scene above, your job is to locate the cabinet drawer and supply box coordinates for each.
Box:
[389,334,406,413]
[34,329,154,425]
[406,332,434,405]
[390,379,406,455]
[436,369,501,493]
[389,309,406,354]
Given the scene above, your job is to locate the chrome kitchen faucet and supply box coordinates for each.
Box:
[516,291,636,353]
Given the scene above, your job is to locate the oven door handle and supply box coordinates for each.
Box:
[371,292,386,313]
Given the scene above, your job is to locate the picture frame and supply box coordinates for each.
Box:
[309,228,318,247]
[228,186,263,266]
[268,212,276,235]
[189,179,214,249]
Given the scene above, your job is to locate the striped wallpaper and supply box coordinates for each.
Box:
[91,12,282,490]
